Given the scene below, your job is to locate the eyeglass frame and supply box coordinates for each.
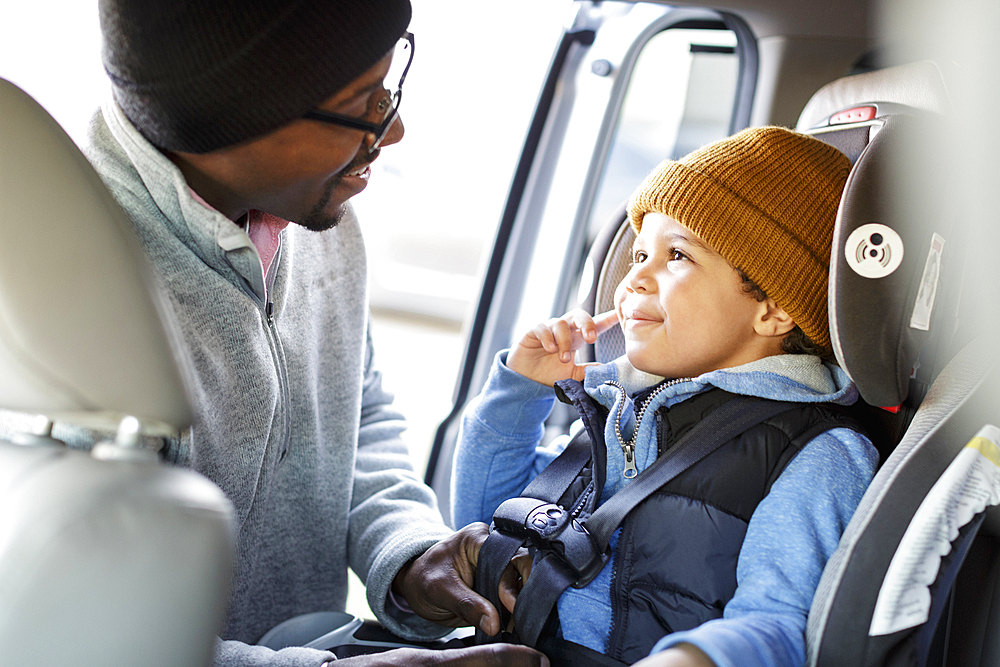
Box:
[302,31,414,152]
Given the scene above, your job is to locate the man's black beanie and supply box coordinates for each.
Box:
[99,0,412,153]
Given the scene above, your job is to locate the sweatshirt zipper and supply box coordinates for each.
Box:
[239,246,291,462]
[606,377,691,478]
[262,301,292,461]
[261,244,291,461]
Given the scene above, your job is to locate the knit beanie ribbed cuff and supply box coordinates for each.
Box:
[627,127,852,349]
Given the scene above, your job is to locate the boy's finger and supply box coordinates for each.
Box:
[533,324,557,353]
[550,319,574,361]
[593,310,620,333]
[570,310,597,341]
[571,362,603,382]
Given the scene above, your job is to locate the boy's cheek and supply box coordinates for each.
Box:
[613,281,628,310]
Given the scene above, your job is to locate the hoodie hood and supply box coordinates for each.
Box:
[584,354,858,497]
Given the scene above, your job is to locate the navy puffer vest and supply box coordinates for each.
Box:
[553,380,860,664]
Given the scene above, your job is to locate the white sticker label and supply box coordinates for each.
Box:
[909,233,946,331]
[869,425,1000,636]
[845,223,905,279]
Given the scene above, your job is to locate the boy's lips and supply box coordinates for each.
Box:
[622,305,661,325]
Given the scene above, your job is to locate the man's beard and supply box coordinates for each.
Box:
[297,148,380,232]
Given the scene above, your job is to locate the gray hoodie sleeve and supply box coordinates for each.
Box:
[215,640,334,667]
[350,327,454,640]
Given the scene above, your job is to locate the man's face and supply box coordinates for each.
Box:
[170,50,403,230]
[614,212,770,379]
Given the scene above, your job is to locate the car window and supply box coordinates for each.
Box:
[426,5,757,519]
[589,27,739,236]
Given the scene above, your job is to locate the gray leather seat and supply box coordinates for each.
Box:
[0,78,235,667]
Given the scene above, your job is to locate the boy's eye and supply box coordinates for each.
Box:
[670,249,687,261]
[631,249,648,264]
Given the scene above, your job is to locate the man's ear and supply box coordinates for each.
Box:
[753,298,796,338]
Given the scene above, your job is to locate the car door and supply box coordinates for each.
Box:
[425,1,758,521]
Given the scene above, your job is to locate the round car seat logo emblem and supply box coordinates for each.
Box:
[527,506,564,535]
[845,223,904,278]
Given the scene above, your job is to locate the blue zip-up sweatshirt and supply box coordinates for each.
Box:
[453,351,878,667]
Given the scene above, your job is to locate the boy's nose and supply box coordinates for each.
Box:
[625,265,651,293]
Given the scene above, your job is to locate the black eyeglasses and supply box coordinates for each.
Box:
[303,31,414,152]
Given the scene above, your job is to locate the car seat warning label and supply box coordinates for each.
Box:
[909,233,946,331]
[869,425,1000,637]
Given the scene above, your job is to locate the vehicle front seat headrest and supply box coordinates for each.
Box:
[0,78,192,435]
[0,78,235,667]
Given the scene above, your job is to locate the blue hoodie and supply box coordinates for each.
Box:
[453,351,877,667]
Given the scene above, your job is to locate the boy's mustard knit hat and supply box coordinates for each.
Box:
[626,126,851,349]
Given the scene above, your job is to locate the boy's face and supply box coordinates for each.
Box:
[614,212,775,379]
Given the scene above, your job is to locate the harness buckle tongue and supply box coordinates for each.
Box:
[623,445,638,478]
[492,498,609,588]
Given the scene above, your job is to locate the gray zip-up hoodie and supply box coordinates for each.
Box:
[80,101,453,666]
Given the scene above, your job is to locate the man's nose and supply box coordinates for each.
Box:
[381,113,404,147]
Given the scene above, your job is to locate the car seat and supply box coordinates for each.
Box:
[0,78,235,667]
[576,60,998,666]
[797,64,1000,667]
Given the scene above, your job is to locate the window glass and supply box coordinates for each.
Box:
[588,27,739,234]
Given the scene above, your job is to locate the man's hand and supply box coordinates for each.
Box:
[506,310,620,386]
[394,523,531,637]
[337,645,548,667]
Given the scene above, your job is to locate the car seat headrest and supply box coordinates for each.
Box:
[829,112,957,408]
[0,78,192,435]
[797,60,950,133]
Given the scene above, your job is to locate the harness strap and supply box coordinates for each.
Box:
[522,427,595,502]
[536,635,629,667]
[472,531,525,645]
[512,396,799,648]
[473,428,593,645]
[512,553,576,646]
[585,396,797,547]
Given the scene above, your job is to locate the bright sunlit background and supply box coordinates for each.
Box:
[1,0,571,617]
[0,0,570,471]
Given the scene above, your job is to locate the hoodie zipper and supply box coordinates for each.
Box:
[606,377,691,478]
[240,242,292,462]
[262,300,292,461]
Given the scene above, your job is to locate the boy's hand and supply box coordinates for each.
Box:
[632,644,715,667]
[507,309,619,386]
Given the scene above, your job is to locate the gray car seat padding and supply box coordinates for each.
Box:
[593,220,636,364]
[806,335,997,666]
[829,113,958,410]
[796,60,951,133]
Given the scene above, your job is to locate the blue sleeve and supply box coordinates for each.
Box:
[650,427,878,667]
[451,350,567,527]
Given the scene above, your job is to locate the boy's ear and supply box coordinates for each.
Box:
[753,298,796,338]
